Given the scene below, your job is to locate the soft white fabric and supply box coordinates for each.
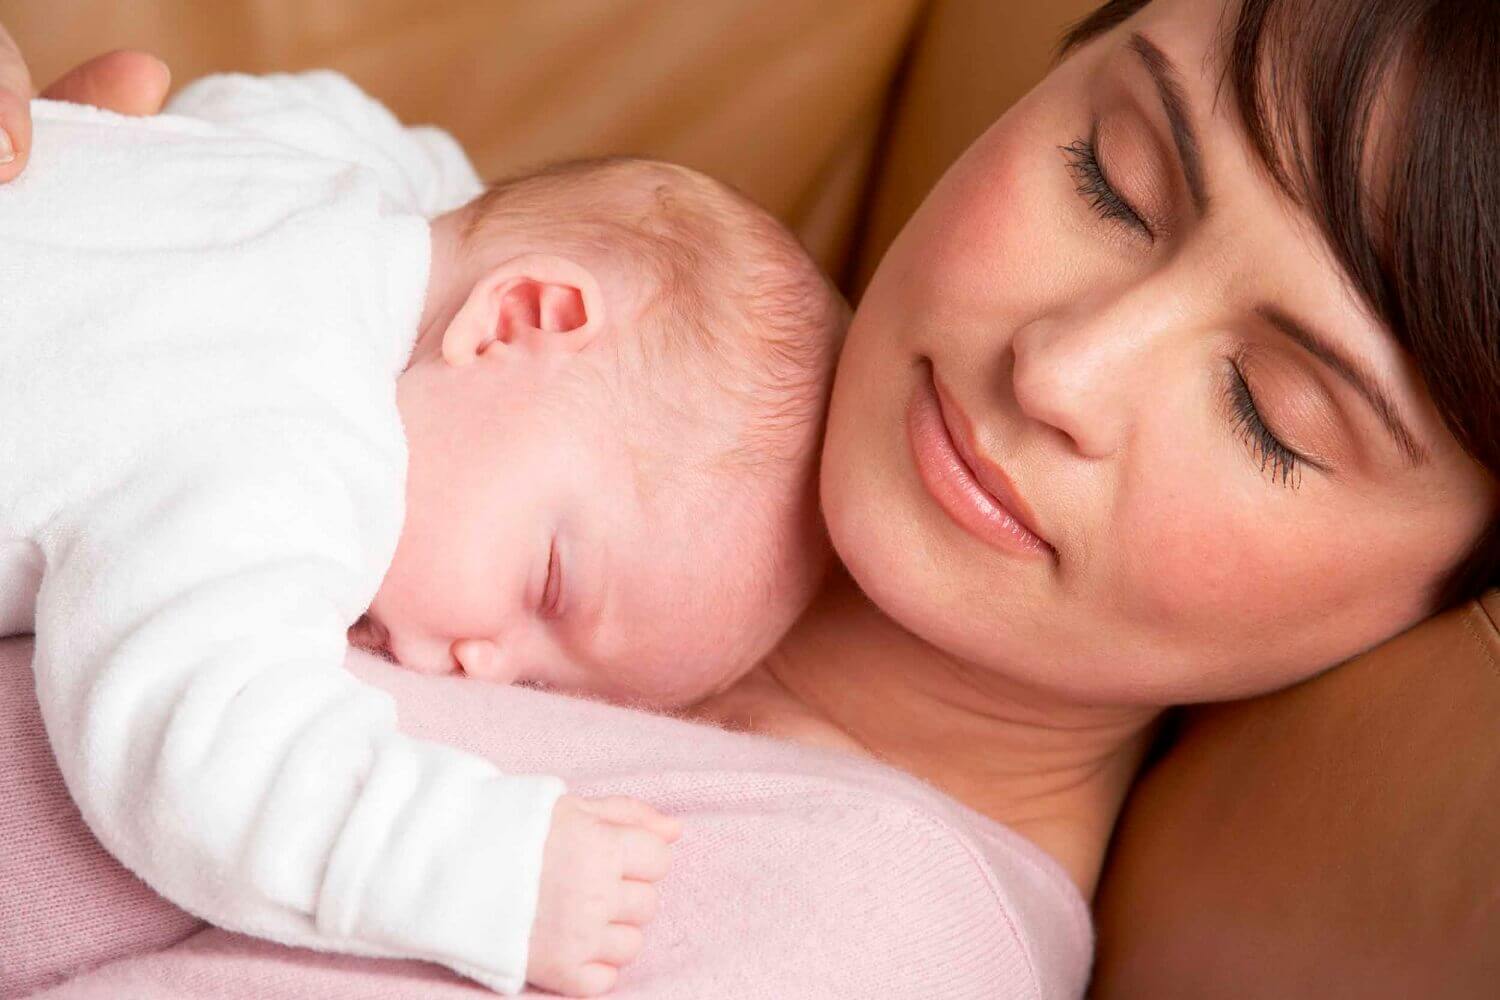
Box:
[0,75,563,995]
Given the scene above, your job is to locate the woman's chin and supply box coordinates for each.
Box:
[822,453,1141,704]
[822,460,979,643]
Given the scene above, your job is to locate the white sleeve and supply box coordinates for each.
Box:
[165,71,485,217]
[29,429,562,994]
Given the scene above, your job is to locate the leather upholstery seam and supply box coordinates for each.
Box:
[1461,607,1500,680]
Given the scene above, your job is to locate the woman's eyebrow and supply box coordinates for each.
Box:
[1127,31,1428,471]
[1257,304,1430,468]
[1128,31,1209,215]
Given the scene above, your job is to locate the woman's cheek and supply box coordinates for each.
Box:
[1115,477,1329,632]
[900,112,1078,325]
[1117,482,1411,692]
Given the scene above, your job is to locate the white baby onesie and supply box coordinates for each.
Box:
[0,73,564,994]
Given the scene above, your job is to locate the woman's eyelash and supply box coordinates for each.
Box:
[1060,133,1152,239]
[1224,362,1304,490]
[1060,128,1303,491]
[1061,131,1305,493]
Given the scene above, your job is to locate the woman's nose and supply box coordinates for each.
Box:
[1008,309,1152,460]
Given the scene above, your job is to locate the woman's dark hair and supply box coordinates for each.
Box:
[1062,0,1499,609]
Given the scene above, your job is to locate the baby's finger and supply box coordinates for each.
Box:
[649,812,683,843]
[573,963,618,998]
[619,827,672,882]
[613,879,660,925]
[583,795,680,839]
[597,924,644,967]
[0,23,34,181]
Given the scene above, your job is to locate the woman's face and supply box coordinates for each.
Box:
[824,0,1496,705]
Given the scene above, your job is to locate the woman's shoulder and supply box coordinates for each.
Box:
[652,752,1094,999]
[595,734,1094,999]
[352,654,1094,998]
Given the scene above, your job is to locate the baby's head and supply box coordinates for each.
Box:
[361,157,846,707]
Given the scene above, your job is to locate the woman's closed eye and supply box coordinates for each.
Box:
[1222,353,1325,491]
[1061,128,1325,492]
[1061,124,1154,241]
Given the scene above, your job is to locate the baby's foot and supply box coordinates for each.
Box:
[527,795,681,997]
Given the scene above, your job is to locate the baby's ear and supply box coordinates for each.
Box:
[441,253,606,367]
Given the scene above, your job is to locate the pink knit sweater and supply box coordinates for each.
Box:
[0,636,1093,999]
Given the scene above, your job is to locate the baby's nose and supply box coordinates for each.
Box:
[450,637,521,685]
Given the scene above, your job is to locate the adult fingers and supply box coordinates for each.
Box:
[0,22,35,181]
[41,50,171,115]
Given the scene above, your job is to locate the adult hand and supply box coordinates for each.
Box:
[0,23,171,183]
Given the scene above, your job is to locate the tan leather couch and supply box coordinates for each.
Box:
[10,1,1498,995]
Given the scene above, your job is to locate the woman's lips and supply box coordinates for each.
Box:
[907,363,1056,561]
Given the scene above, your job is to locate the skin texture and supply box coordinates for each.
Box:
[527,795,681,997]
[695,0,1496,897]
[360,206,827,708]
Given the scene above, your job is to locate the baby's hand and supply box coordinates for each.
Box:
[527,795,681,997]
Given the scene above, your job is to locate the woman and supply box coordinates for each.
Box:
[705,0,1498,898]
[3,0,1494,995]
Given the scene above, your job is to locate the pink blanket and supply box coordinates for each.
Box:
[0,636,1092,999]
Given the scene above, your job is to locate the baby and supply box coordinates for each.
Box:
[0,72,841,996]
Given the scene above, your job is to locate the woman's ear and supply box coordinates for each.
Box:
[440,253,606,368]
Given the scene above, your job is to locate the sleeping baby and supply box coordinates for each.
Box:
[0,72,841,996]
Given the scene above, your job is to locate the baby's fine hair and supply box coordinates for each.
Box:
[462,157,845,675]
[462,156,848,471]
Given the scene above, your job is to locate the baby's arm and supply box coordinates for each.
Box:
[27,428,662,994]
[164,70,483,217]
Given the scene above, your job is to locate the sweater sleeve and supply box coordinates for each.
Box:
[164,71,485,217]
[27,427,563,995]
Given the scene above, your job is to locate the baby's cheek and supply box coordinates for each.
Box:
[621,614,755,709]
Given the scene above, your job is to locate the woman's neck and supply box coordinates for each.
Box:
[695,566,1162,898]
